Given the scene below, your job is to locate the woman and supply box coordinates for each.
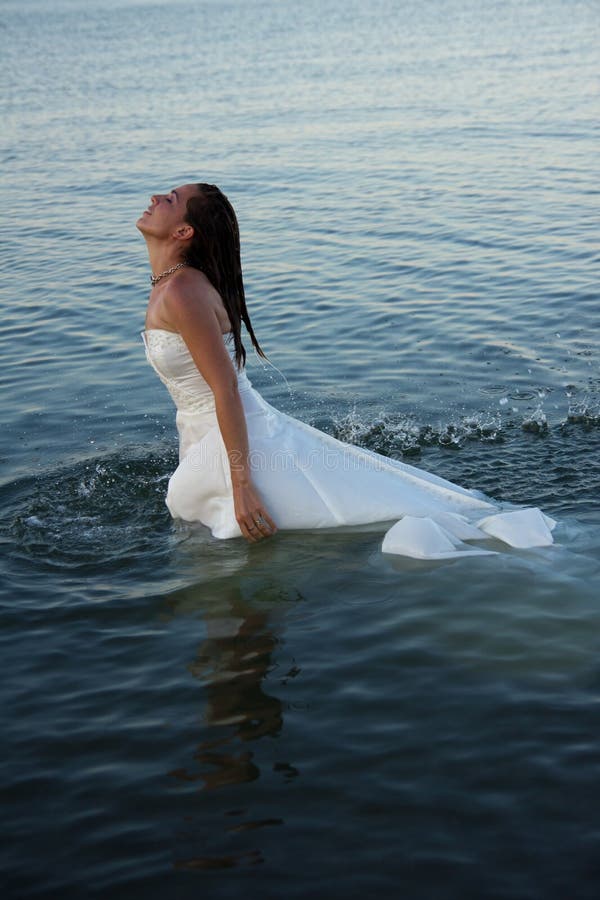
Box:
[138,182,276,544]
[138,183,555,559]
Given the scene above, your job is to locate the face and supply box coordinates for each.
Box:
[136,183,199,238]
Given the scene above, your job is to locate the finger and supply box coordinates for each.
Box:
[240,520,261,543]
[251,516,270,536]
[255,510,277,535]
[249,515,271,538]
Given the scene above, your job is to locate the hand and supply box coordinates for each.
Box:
[232,478,277,543]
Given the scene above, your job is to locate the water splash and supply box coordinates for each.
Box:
[3,451,175,571]
[568,397,600,427]
[326,409,504,455]
[522,406,548,434]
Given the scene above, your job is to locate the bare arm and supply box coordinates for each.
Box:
[163,276,276,542]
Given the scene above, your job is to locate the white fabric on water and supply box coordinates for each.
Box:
[142,329,556,559]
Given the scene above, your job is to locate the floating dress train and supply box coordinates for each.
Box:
[142,329,556,559]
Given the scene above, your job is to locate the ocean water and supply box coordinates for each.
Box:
[1,0,599,896]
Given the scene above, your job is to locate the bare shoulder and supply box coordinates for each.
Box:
[164,268,230,331]
[165,267,213,310]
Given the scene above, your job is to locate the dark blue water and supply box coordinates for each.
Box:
[1,0,599,896]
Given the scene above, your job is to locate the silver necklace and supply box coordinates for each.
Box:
[150,262,187,286]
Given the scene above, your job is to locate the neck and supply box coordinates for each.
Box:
[144,237,184,280]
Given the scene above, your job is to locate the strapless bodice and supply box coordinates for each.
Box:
[141,328,253,415]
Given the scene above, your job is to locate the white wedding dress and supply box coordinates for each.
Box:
[142,329,556,559]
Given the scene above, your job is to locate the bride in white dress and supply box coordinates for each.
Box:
[137,183,555,559]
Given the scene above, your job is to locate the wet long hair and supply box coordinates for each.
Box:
[183,184,266,370]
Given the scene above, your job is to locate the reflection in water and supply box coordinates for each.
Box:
[164,577,300,871]
[169,585,284,790]
[187,594,283,790]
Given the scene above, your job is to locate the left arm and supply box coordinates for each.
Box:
[165,279,276,542]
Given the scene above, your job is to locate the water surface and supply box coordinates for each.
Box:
[1,0,599,896]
